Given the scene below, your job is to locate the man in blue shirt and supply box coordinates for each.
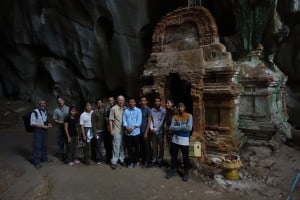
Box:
[123,97,142,168]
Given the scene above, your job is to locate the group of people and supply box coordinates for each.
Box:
[29,95,193,181]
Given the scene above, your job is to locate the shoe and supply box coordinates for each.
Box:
[74,160,80,164]
[166,169,175,179]
[111,164,117,170]
[145,162,154,168]
[182,173,189,182]
[128,163,134,168]
[158,160,163,168]
[96,161,101,165]
[68,162,74,166]
[34,164,43,169]
[119,161,126,166]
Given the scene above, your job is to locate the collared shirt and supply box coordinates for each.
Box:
[140,106,152,133]
[150,107,166,135]
[80,111,93,128]
[91,108,106,133]
[53,105,69,123]
[109,105,125,134]
[123,107,142,136]
[30,108,47,126]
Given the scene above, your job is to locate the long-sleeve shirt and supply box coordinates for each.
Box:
[150,107,166,135]
[170,112,193,146]
[123,107,142,136]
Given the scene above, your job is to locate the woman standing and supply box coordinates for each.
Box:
[64,106,80,166]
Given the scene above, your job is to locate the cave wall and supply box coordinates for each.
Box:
[0,0,299,125]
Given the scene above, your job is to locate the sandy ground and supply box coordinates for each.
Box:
[0,100,300,200]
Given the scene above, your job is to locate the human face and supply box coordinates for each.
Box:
[70,109,77,117]
[108,97,115,106]
[97,100,103,109]
[154,98,161,108]
[178,105,185,114]
[38,100,46,109]
[85,103,92,112]
[117,96,125,107]
[166,100,173,109]
[57,98,65,107]
[128,99,136,109]
[140,97,147,107]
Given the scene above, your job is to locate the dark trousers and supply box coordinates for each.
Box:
[94,131,105,162]
[32,128,48,165]
[56,125,65,157]
[140,132,152,164]
[152,134,164,162]
[126,135,140,164]
[170,142,190,173]
[103,132,113,163]
[66,136,78,162]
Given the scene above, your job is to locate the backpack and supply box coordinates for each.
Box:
[23,111,38,132]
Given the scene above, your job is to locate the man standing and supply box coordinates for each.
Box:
[150,97,166,167]
[31,100,53,168]
[165,99,178,155]
[91,99,106,164]
[139,96,152,167]
[104,96,115,163]
[53,97,69,160]
[109,95,126,170]
[123,98,142,168]
[166,102,193,182]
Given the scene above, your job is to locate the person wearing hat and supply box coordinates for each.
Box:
[64,106,80,166]
[166,102,193,182]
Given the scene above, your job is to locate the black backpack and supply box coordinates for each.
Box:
[23,111,38,132]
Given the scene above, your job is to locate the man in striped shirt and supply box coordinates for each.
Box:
[166,102,193,182]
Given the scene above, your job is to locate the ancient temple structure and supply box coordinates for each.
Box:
[140,6,290,159]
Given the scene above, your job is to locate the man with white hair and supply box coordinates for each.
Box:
[109,95,126,170]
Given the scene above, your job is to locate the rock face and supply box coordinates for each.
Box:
[0,0,180,104]
[0,0,299,126]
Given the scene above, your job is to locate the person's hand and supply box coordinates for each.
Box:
[67,137,71,143]
[47,123,53,128]
[144,133,148,139]
[82,135,86,141]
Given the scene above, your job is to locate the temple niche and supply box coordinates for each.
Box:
[140,6,290,160]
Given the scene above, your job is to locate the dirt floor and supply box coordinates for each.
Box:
[0,100,300,200]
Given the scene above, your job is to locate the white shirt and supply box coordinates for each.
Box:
[80,111,93,128]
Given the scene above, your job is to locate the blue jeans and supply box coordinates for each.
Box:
[32,128,48,165]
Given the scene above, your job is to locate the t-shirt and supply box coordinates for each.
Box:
[64,116,79,137]
[80,111,93,128]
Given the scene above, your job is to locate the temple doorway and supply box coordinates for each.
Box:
[166,73,193,114]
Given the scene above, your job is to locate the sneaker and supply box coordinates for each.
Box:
[145,161,154,168]
[74,160,80,164]
[34,164,43,169]
[111,164,117,170]
[68,162,74,166]
[182,173,189,182]
[96,161,101,165]
[128,163,134,168]
[166,169,175,179]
